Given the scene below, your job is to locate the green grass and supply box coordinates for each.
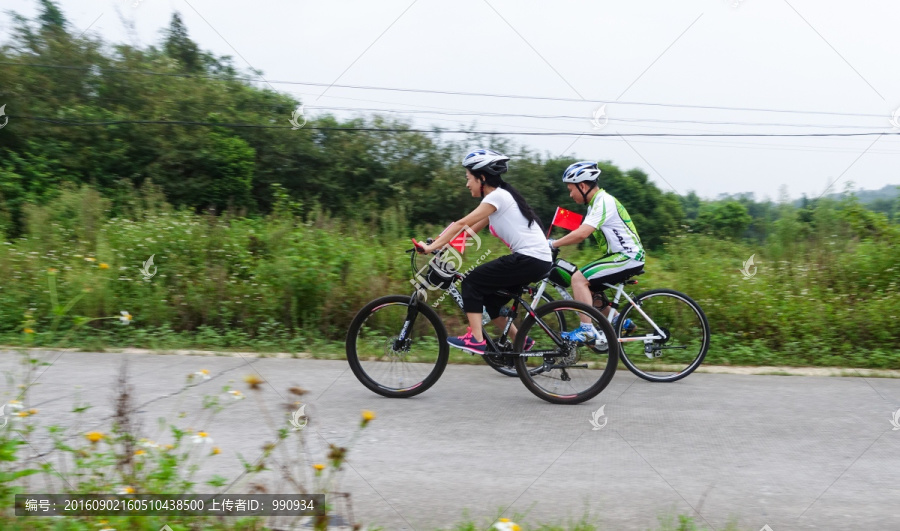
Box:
[2,185,898,369]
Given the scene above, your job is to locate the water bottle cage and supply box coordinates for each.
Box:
[498,307,516,320]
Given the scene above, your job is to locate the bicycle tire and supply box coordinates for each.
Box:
[482,290,560,378]
[616,288,710,383]
[346,295,449,398]
[513,300,619,405]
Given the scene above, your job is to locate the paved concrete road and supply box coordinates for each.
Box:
[2,350,899,530]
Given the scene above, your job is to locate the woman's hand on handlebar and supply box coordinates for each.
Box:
[411,238,435,254]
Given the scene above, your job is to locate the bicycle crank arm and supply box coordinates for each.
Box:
[618,335,663,343]
[518,350,561,357]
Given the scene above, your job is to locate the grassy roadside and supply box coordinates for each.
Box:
[2,185,898,369]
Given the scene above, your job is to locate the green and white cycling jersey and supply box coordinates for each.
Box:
[582,189,645,262]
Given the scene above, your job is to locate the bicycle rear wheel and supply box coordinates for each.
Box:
[616,288,710,382]
[513,300,618,405]
[346,295,449,398]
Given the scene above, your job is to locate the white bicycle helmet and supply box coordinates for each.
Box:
[562,161,601,184]
[462,149,509,176]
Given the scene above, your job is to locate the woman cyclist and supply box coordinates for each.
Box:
[417,149,552,354]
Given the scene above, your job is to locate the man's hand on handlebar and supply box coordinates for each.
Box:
[548,239,560,260]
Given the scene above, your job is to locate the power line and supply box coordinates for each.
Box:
[619,135,900,155]
[1,61,890,119]
[289,105,888,129]
[13,115,900,137]
[19,88,887,130]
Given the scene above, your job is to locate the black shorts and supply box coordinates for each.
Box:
[461,253,552,319]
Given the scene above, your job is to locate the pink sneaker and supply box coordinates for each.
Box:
[447,327,487,354]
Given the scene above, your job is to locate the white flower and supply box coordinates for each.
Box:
[119,311,132,324]
[228,390,244,400]
[191,431,212,445]
[116,485,135,495]
[194,369,211,380]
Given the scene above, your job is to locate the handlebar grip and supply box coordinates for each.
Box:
[411,238,425,253]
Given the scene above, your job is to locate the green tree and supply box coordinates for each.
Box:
[163,12,202,72]
[695,201,752,239]
[37,0,67,32]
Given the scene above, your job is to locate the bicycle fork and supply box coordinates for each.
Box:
[393,293,423,351]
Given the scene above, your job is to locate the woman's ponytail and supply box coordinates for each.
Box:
[476,172,545,232]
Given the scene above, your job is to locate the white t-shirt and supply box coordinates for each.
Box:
[482,188,552,262]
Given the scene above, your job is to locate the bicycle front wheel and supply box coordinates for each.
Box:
[616,288,710,382]
[346,295,449,398]
[513,300,619,405]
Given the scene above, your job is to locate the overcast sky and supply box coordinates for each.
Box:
[4,0,899,200]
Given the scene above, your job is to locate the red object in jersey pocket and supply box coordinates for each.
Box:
[548,206,584,235]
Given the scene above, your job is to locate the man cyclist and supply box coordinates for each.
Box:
[549,161,645,342]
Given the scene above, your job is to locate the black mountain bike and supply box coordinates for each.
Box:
[345,240,620,404]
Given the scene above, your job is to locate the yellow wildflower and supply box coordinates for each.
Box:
[244,374,263,390]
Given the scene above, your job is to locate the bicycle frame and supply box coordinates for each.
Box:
[406,248,565,358]
[530,273,667,344]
